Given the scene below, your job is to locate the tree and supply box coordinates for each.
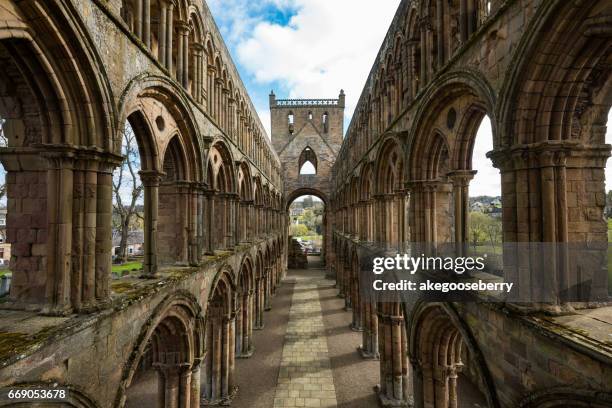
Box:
[0,119,7,202]
[112,124,143,264]
[289,224,309,237]
[469,211,488,250]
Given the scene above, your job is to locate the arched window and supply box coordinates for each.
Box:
[308,111,313,120]
[298,147,317,175]
[322,112,329,133]
[288,111,295,134]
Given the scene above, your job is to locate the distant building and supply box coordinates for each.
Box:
[0,208,10,265]
[112,230,144,257]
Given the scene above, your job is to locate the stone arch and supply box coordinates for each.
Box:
[298,146,318,174]
[360,161,375,242]
[237,161,253,242]
[158,135,192,265]
[253,249,265,330]
[202,265,237,404]
[0,1,114,149]
[498,0,612,146]
[373,136,406,247]
[235,255,255,358]
[0,1,118,312]
[407,70,496,248]
[208,140,236,250]
[518,388,612,408]
[118,74,202,172]
[407,301,500,408]
[494,0,611,304]
[116,291,204,408]
[286,188,329,210]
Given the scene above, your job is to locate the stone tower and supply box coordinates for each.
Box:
[270,91,345,267]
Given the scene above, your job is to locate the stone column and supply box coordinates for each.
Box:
[135,0,143,38]
[158,1,167,65]
[460,0,468,42]
[255,278,264,329]
[467,0,476,35]
[188,182,198,265]
[449,170,476,256]
[142,0,151,48]
[44,152,75,315]
[190,357,202,408]
[376,304,409,407]
[166,3,174,72]
[264,266,272,310]
[140,170,163,277]
[182,29,190,89]
[436,0,444,67]
[176,24,185,84]
[94,158,116,306]
[205,190,216,254]
[359,301,379,359]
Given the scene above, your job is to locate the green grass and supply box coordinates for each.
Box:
[112,262,142,275]
[0,270,11,278]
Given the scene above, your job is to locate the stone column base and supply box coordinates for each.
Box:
[201,385,239,406]
[374,385,412,407]
[350,323,364,332]
[357,346,379,360]
[237,346,255,358]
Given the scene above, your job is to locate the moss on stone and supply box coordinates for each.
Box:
[0,325,58,363]
[111,281,135,294]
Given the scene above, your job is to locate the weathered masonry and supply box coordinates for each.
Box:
[330,0,612,407]
[0,0,611,407]
[270,91,344,268]
[0,0,285,406]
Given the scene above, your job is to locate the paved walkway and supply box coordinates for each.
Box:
[272,269,337,408]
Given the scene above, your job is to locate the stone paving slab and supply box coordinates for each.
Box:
[273,274,338,408]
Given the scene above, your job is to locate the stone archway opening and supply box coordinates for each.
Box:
[124,305,199,408]
[411,304,489,408]
[465,114,503,276]
[287,192,326,269]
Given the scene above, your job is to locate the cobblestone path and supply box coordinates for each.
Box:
[272,272,338,408]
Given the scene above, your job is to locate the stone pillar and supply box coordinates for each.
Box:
[166,3,174,72]
[182,28,190,89]
[44,152,75,315]
[94,159,115,306]
[142,0,151,48]
[205,190,216,254]
[449,170,476,256]
[188,183,199,265]
[467,0,476,35]
[135,0,143,38]
[264,266,272,310]
[460,0,468,42]
[376,304,409,407]
[190,357,202,408]
[158,1,167,65]
[254,278,264,329]
[436,0,444,67]
[359,301,379,359]
[176,24,185,84]
[140,170,163,277]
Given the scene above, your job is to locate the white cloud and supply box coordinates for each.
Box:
[235,0,401,124]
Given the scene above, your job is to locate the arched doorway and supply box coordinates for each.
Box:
[286,189,329,270]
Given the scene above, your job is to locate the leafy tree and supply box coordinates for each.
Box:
[290,224,309,237]
[112,124,144,264]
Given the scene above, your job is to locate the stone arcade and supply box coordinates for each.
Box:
[0,0,611,407]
